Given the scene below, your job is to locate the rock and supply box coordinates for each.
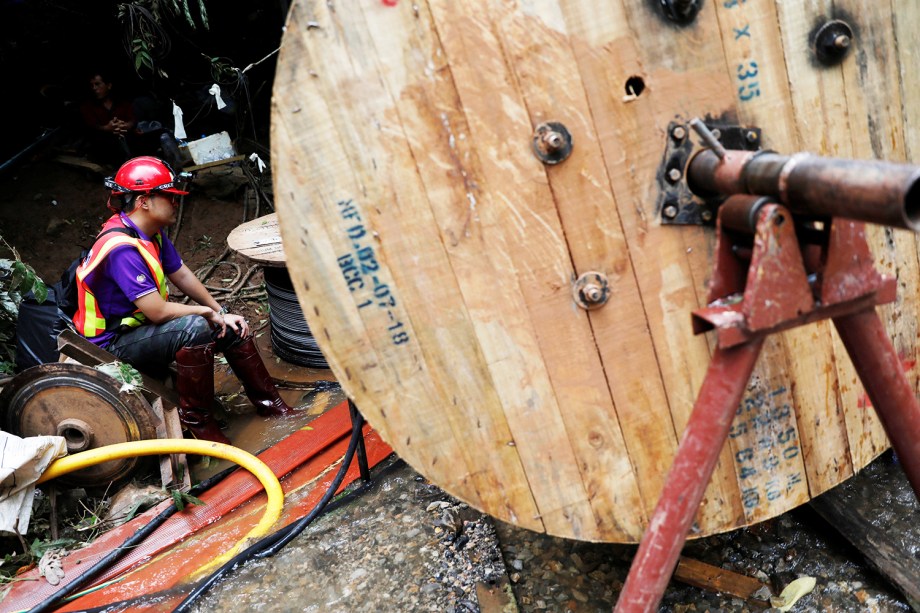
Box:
[421,582,440,595]
[45,217,69,237]
[102,483,168,528]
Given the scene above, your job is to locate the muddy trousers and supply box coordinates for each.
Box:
[106,315,295,443]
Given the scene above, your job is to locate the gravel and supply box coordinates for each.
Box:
[196,452,916,612]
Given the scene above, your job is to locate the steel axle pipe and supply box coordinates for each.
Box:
[687,149,920,231]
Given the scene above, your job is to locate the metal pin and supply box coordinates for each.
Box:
[689,118,727,160]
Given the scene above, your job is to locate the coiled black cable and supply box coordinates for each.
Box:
[263,267,328,369]
[172,409,366,612]
[27,465,238,613]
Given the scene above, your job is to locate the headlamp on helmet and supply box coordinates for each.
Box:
[106,156,190,196]
[105,156,191,212]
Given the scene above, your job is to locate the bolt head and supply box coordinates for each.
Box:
[663,205,678,219]
[583,284,603,303]
[701,209,714,222]
[543,131,564,151]
[532,122,573,164]
[815,20,854,65]
[671,126,687,141]
[667,168,682,182]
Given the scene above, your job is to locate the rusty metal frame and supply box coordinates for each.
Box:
[615,196,920,612]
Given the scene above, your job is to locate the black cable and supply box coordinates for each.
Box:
[26,465,238,613]
[59,456,404,613]
[173,412,366,612]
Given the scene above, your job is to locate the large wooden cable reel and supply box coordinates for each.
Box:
[271,0,920,542]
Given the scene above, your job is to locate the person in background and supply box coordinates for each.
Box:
[80,72,137,164]
[73,156,298,444]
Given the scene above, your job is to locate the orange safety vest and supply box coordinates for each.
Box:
[73,219,168,338]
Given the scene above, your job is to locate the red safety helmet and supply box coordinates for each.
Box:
[105,156,190,196]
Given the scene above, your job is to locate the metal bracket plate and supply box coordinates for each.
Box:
[657,121,762,225]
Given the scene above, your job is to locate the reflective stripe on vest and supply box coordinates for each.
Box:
[73,232,168,338]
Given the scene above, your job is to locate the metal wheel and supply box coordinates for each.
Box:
[0,362,159,487]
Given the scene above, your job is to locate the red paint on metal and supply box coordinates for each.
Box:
[618,201,920,612]
[834,310,920,495]
[614,341,764,612]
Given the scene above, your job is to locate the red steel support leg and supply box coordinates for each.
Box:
[833,309,920,497]
[615,338,765,613]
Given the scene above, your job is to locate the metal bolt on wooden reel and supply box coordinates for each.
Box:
[271,0,920,573]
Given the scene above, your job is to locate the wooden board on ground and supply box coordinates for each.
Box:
[226,212,286,266]
[271,0,917,542]
[810,457,920,605]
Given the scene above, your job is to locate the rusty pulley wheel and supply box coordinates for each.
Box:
[0,363,159,487]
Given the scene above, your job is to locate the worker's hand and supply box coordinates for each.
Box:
[205,308,250,339]
[221,313,250,339]
[107,118,128,135]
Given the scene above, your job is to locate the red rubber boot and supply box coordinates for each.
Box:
[176,343,232,445]
[224,337,298,417]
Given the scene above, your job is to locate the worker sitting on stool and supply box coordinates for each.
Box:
[73,156,298,444]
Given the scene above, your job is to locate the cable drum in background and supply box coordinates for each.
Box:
[263,267,328,369]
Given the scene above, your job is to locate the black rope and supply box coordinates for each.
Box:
[173,406,367,612]
[61,455,405,613]
[27,465,238,613]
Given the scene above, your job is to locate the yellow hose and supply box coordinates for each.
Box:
[38,439,284,577]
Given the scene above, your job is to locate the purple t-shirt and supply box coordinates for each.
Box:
[83,213,183,347]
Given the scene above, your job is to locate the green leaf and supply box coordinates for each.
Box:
[30,538,77,559]
[135,54,144,71]
[197,0,209,29]
[180,493,206,507]
[32,280,48,304]
[170,489,205,512]
[19,270,35,295]
[171,489,185,512]
[10,261,26,291]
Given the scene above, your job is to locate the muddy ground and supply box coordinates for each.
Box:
[1,155,918,611]
[192,452,917,613]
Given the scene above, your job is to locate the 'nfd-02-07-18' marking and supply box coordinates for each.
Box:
[336,199,410,347]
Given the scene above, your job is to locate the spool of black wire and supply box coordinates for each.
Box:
[263,267,329,369]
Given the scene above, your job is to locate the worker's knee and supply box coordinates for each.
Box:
[174,314,213,347]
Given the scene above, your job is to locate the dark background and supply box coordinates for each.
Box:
[0,0,290,161]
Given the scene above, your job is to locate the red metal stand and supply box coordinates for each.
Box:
[614,196,920,612]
